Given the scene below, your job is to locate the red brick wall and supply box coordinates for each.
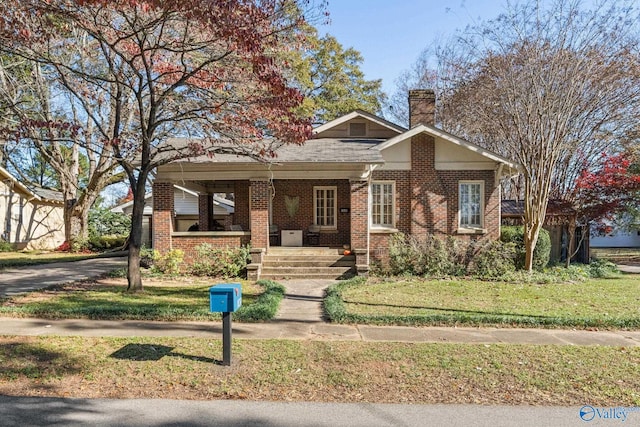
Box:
[410,133,447,240]
[369,141,500,264]
[349,180,368,251]
[152,182,173,252]
[409,89,436,128]
[250,180,269,248]
[271,179,351,247]
[198,194,212,231]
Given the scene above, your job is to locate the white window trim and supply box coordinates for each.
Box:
[458,180,485,233]
[370,180,396,230]
[313,186,337,230]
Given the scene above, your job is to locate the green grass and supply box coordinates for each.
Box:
[0,336,638,406]
[325,275,640,328]
[0,251,103,270]
[0,280,272,321]
[234,280,286,322]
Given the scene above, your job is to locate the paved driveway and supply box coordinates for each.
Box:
[0,256,127,297]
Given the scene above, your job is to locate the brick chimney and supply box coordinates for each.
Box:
[408,89,436,128]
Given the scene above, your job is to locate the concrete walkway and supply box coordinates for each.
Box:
[2,316,639,346]
[275,279,331,322]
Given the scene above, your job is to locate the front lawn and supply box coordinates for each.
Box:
[325,276,640,329]
[0,336,638,406]
[0,278,284,322]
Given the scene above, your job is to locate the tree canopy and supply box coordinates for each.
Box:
[391,0,640,270]
[0,0,315,290]
[290,29,386,124]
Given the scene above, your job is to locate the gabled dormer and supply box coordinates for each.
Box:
[312,110,406,139]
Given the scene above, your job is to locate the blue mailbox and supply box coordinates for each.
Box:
[209,283,242,313]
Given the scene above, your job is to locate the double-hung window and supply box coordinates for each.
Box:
[459,181,484,229]
[314,186,337,230]
[371,181,395,228]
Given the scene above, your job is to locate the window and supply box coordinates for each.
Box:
[371,181,395,228]
[349,122,366,137]
[459,181,484,229]
[314,186,337,229]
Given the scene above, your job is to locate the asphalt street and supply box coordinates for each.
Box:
[0,396,631,427]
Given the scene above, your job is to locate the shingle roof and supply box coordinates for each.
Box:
[501,200,576,217]
[29,186,64,203]
[169,137,385,164]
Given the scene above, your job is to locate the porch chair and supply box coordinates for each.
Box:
[306,224,320,246]
[269,224,280,246]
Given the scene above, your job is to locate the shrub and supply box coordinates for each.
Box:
[139,246,155,269]
[388,233,467,277]
[471,240,517,278]
[500,226,551,271]
[89,234,127,250]
[69,237,90,253]
[89,208,131,237]
[588,259,620,278]
[190,244,250,278]
[151,249,184,275]
[0,240,14,252]
[324,276,366,322]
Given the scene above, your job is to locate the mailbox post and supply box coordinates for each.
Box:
[209,283,242,366]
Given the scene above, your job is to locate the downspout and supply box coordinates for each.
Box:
[364,164,379,268]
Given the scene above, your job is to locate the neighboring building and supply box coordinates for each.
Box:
[591,224,640,248]
[0,166,65,250]
[111,185,234,247]
[501,199,589,263]
[152,89,519,278]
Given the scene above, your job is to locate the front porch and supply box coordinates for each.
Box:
[151,176,372,279]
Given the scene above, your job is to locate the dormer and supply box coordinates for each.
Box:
[312,110,405,139]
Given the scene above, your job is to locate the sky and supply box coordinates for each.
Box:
[317,0,509,97]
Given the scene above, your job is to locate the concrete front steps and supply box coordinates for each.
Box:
[260,247,355,280]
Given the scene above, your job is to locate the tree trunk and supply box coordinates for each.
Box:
[565,222,576,268]
[63,194,94,249]
[523,222,540,272]
[127,175,148,292]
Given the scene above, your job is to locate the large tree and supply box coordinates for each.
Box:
[393,0,640,270]
[0,0,314,290]
[0,52,123,245]
[290,29,386,124]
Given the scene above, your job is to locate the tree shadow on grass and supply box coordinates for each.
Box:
[342,299,557,320]
[0,340,85,388]
[109,343,221,364]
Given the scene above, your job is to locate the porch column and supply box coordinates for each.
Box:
[350,179,369,274]
[250,179,269,249]
[198,193,213,231]
[152,181,173,252]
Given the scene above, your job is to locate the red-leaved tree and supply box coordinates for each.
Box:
[0,0,315,291]
[569,152,640,261]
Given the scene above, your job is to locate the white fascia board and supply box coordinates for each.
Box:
[376,124,520,171]
[0,165,41,201]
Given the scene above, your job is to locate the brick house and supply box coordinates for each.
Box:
[152,90,518,278]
